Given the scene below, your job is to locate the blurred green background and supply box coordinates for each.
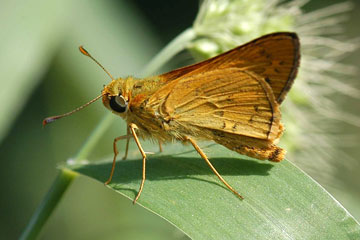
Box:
[0,0,359,239]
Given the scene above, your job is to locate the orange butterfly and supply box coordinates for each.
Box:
[44,32,300,203]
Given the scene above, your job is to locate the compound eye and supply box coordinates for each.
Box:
[109,95,128,113]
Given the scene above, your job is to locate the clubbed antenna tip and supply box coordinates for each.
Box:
[42,94,103,127]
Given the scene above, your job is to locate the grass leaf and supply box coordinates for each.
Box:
[68,142,360,239]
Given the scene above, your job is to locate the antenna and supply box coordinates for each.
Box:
[79,46,114,80]
[42,94,102,127]
[42,46,113,127]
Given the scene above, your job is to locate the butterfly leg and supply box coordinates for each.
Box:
[158,140,163,152]
[129,123,147,204]
[122,127,131,160]
[186,137,244,199]
[105,134,132,185]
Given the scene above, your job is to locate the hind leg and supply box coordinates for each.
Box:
[186,136,244,199]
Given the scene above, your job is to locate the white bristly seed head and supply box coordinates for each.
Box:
[186,0,359,186]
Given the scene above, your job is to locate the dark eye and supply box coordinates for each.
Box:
[109,95,128,113]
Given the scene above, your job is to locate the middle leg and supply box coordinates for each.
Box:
[129,123,148,204]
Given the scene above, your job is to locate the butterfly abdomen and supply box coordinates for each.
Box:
[227,142,285,162]
[212,130,285,162]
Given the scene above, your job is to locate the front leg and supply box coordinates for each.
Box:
[122,127,131,160]
[105,134,132,185]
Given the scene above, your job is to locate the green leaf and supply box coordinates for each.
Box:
[68,143,360,240]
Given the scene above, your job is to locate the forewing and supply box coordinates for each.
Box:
[159,32,300,104]
[155,68,281,140]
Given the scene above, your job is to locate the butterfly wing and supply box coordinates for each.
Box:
[149,68,281,141]
[159,32,300,104]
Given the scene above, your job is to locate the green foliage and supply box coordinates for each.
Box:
[2,1,359,239]
[69,143,360,239]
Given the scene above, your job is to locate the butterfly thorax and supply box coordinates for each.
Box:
[102,76,179,142]
[127,77,181,142]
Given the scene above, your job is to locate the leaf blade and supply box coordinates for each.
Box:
[69,143,360,240]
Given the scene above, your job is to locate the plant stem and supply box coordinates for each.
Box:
[20,27,196,240]
[75,113,115,162]
[141,28,195,76]
[19,169,77,240]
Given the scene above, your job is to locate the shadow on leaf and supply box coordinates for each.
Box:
[72,155,274,186]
